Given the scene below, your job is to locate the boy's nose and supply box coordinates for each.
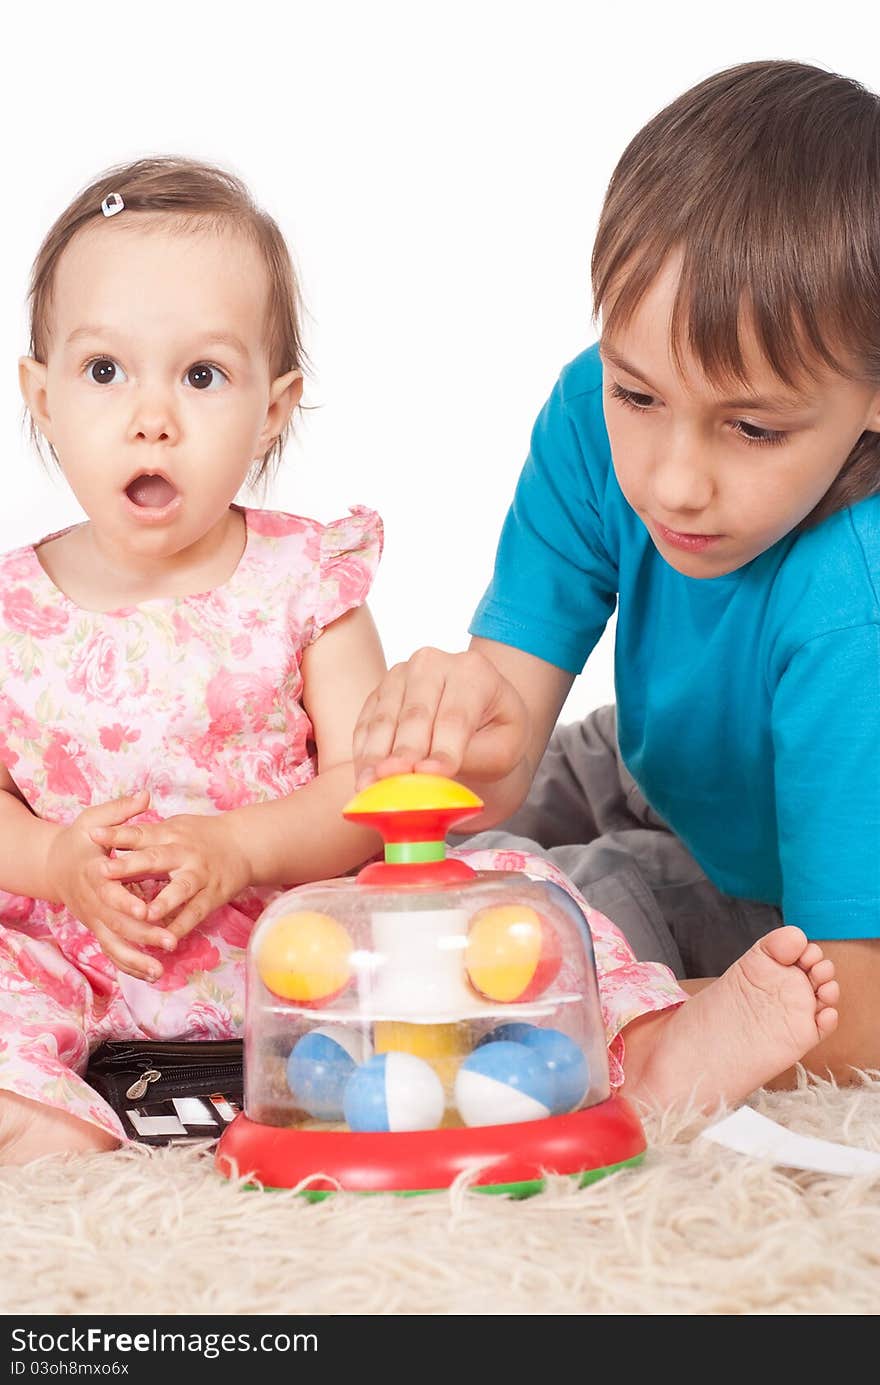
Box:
[651,436,714,516]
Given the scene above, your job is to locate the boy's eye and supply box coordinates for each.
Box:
[732,419,786,446]
[185,363,227,391]
[610,383,653,409]
[611,381,788,447]
[88,357,126,385]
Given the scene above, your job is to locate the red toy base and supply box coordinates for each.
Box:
[214,1094,646,1194]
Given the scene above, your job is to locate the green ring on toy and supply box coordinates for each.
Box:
[385,840,445,864]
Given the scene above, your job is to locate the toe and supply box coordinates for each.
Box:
[809,958,835,987]
[816,979,840,1007]
[760,924,808,967]
[816,1005,839,1036]
[798,942,824,971]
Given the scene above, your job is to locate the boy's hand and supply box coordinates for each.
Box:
[352,646,530,789]
[90,812,253,942]
[46,789,177,982]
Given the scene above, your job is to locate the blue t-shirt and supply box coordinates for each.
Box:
[470,343,880,940]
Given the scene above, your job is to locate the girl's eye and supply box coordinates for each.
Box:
[611,381,788,448]
[185,363,227,391]
[87,357,126,385]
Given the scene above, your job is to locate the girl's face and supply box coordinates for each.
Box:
[19,216,301,563]
[600,255,880,578]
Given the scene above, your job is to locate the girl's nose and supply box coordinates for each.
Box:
[127,391,181,445]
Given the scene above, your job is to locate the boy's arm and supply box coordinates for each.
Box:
[460,636,574,830]
[352,637,574,833]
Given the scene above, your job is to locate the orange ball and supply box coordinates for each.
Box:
[256,911,353,1006]
[465,904,562,1003]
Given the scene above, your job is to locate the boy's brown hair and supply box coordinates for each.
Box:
[25,156,307,482]
[591,60,880,527]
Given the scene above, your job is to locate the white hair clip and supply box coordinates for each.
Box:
[101,192,125,218]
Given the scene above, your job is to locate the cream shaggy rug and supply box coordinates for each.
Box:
[2,1072,879,1316]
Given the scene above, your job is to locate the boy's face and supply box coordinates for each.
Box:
[19,215,301,565]
[599,255,880,578]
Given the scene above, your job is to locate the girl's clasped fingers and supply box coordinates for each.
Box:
[97,874,151,921]
[98,909,177,953]
[90,921,167,982]
[145,873,202,923]
[164,894,212,942]
[90,821,152,852]
[100,845,180,881]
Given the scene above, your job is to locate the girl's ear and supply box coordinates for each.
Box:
[257,370,304,453]
[19,357,52,441]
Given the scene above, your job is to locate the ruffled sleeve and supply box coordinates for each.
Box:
[308,505,384,644]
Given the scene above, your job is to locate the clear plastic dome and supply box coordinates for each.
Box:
[245,868,610,1135]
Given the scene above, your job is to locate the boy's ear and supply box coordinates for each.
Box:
[257,370,304,454]
[866,384,880,435]
[18,357,52,441]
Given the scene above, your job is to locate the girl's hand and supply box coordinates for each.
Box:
[90,812,253,942]
[45,790,177,982]
[352,646,530,790]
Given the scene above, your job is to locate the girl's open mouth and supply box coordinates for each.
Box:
[125,474,179,510]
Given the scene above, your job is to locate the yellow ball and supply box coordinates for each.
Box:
[374,1021,470,1091]
[256,911,353,1005]
[465,904,561,1003]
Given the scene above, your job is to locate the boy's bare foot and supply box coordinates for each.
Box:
[0,1090,120,1165]
[621,926,839,1111]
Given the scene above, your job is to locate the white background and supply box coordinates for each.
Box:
[1,2,875,722]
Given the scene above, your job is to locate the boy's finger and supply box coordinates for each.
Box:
[405,685,479,774]
[386,671,448,766]
[352,688,380,762]
[353,673,407,771]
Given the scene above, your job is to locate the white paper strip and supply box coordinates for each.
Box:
[127,1111,187,1137]
[172,1097,217,1126]
[699,1106,880,1176]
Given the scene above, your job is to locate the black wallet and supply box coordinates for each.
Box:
[85,1039,244,1146]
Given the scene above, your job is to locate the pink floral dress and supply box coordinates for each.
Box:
[0,506,684,1142]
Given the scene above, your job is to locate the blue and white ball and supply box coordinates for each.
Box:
[343,1052,445,1132]
[287,1025,372,1121]
[478,1023,590,1115]
[454,1041,555,1127]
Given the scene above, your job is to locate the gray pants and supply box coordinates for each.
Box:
[464,705,781,980]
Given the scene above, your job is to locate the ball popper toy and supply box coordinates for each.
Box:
[257,910,352,1006]
[216,774,647,1195]
[343,1052,445,1133]
[478,1023,590,1116]
[455,1041,554,1127]
[287,1025,372,1121]
[373,1020,470,1092]
[465,905,562,1003]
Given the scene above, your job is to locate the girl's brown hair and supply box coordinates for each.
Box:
[25,155,307,482]
[591,60,880,527]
